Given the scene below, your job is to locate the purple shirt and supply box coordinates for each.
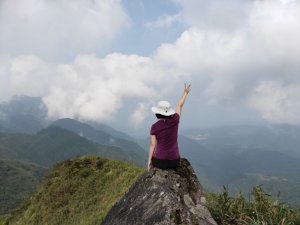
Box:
[150,113,180,160]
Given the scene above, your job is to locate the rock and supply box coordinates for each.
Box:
[101,158,217,225]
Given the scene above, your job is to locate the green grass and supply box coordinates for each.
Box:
[207,185,300,225]
[0,215,9,225]
[5,156,143,225]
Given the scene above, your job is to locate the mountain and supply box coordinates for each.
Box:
[0,96,49,134]
[0,159,48,215]
[101,158,217,225]
[87,122,134,141]
[51,118,147,165]
[183,125,300,158]
[5,156,143,225]
[0,127,138,167]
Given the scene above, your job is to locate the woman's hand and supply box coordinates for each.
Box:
[184,83,191,94]
[176,83,191,115]
[147,160,152,171]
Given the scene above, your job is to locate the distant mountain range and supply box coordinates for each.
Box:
[51,118,147,166]
[0,96,49,134]
[0,96,147,167]
[179,127,300,206]
[0,126,145,168]
[1,95,300,211]
[183,125,300,158]
[0,96,137,141]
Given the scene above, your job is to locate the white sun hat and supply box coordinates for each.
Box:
[151,101,175,116]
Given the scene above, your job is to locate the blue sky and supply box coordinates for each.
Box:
[1,0,300,136]
[116,0,184,55]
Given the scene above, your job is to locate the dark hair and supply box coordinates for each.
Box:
[155,113,173,119]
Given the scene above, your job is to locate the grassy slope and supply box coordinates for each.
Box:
[6,156,143,225]
[0,160,48,215]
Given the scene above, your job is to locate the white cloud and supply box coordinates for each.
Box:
[248,0,300,63]
[1,0,300,126]
[0,55,55,100]
[154,28,244,73]
[44,53,163,121]
[0,0,129,60]
[1,53,179,122]
[250,81,300,124]
[172,0,252,30]
[130,102,149,127]
[145,13,182,29]
[153,0,300,123]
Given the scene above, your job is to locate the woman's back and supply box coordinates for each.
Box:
[151,113,180,160]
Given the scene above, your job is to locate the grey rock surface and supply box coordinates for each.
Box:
[101,158,217,225]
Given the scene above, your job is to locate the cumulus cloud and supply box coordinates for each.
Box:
[130,102,149,127]
[0,55,55,100]
[153,0,300,124]
[0,0,129,60]
[44,53,164,121]
[1,53,178,122]
[1,0,300,127]
[250,81,300,124]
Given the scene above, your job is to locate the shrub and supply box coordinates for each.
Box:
[207,185,300,225]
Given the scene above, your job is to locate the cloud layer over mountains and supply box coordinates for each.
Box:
[0,0,129,60]
[1,0,300,126]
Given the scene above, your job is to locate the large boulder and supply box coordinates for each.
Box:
[101,158,217,225]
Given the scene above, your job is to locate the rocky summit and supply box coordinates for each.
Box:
[101,158,217,225]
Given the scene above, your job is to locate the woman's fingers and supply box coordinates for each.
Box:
[184,83,191,93]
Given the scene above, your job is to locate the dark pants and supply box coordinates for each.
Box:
[151,157,180,170]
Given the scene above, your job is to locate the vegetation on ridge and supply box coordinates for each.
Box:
[207,185,300,225]
[2,155,300,225]
[5,156,143,225]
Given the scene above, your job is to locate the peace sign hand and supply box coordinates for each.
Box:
[184,83,191,94]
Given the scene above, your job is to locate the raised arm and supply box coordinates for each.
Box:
[176,83,191,116]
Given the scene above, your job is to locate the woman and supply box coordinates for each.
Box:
[147,84,191,171]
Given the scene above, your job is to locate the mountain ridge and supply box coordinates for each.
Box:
[0,126,137,167]
[51,118,147,166]
[5,156,143,225]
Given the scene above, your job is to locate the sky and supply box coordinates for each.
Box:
[1,0,300,136]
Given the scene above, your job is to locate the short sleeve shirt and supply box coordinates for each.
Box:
[150,113,180,160]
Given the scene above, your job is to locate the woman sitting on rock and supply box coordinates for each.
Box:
[148,83,191,171]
